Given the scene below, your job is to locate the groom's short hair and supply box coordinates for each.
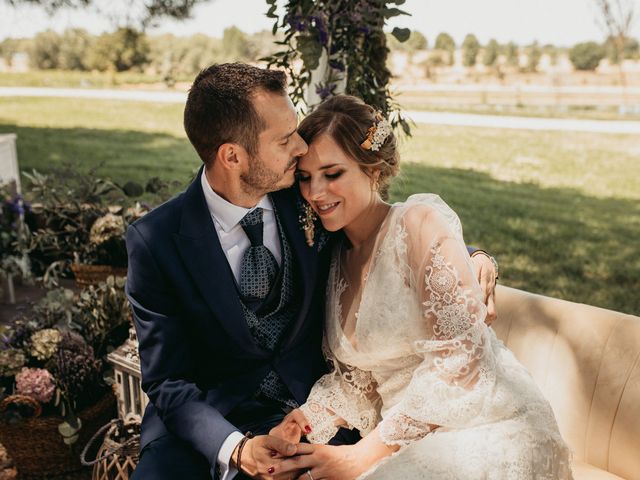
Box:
[184,63,287,166]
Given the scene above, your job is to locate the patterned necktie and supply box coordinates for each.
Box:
[238,208,279,301]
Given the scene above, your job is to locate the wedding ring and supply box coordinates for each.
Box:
[306,471,314,480]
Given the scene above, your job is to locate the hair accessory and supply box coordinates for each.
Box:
[360,112,392,152]
[299,203,317,247]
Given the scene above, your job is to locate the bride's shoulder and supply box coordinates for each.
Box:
[391,193,463,239]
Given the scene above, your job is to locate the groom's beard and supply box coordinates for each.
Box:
[241,155,297,196]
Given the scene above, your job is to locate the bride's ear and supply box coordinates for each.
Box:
[370,169,381,192]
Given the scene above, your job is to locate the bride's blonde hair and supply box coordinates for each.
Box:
[298,95,400,200]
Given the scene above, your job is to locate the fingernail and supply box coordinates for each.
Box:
[305,425,312,433]
[287,445,296,454]
[270,451,277,457]
[268,466,275,474]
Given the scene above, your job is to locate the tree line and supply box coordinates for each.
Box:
[387,31,640,72]
[1,27,639,78]
[0,27,281,81]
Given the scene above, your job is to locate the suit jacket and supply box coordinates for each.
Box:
[125,170,330,468]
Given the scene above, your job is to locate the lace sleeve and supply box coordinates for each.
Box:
[300,340,381,444]
[378,202,497,447]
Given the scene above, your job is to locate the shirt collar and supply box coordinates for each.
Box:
[200,168,273,233]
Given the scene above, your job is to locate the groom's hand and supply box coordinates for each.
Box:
[270,409,312,444]
[233,435,298,479]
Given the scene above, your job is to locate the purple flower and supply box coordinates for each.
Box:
[286,14,306,32]
[329,59,345,72]
[16,367,56,404]
[316,83,337,100]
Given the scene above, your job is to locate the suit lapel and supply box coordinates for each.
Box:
[271,189,319,349]
[173,169,264,356]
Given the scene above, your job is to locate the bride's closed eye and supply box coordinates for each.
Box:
[295,172,310,182]
[325,171,344,180]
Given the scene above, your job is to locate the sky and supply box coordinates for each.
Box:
[1,0,639,47]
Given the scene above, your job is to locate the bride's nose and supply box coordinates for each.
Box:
[308,176,326,201]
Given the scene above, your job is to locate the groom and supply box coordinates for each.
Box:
[127,63,498,480]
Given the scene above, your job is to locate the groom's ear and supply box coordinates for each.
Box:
[216,142,247,171]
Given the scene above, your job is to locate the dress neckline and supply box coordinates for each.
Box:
[333,204,398,352]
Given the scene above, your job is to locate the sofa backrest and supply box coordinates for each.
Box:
[493,285,640,480]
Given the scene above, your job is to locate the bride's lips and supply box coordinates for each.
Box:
[315,201,340,216]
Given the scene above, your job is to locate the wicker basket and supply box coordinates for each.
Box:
[80,417,140,480]
[70,264,127,287]
[0,393,117,479]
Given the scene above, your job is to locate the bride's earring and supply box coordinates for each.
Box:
[300,203,317,247]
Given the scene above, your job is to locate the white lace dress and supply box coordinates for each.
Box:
[300,194,573,480]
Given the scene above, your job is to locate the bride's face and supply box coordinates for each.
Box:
[296,133,377,232]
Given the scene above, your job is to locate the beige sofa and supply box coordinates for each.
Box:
[493,286,640,480]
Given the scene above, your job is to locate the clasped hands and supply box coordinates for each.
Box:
[232,410,366,480]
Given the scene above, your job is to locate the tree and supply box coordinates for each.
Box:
[569,41,606,70]
[434,32,455,65]
[525,41,541,72]
[221,26,253,62]
[0,38,25,67]
[87,27,149,72]
[505,41,519,67]
[461,33,480,67]
[58,28,93,70]
[483,39,499,67]
[29,29,62,69]
[593,0,636,64]
[542,43,559,66]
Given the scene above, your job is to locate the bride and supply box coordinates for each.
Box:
[271,95,572,479]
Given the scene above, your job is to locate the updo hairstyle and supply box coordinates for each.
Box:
[297,95,400,200]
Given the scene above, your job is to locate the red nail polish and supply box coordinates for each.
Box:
[268,466,275,474]
[305,425,312,433]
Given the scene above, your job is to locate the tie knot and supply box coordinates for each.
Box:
[240,208,264,246]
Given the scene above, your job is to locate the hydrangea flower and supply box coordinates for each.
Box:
[30,328,62,361]
[15,367,56,403]
[0,348,26,377]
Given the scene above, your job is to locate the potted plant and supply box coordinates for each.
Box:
[0,279,130,478]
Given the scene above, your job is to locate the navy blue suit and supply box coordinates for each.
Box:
[126,171,331,477]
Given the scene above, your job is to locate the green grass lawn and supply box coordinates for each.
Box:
[1,97,638,315]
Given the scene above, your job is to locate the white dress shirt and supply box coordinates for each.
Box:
[200,170,281,479]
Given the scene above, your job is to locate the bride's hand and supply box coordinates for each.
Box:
[269,409,312,444]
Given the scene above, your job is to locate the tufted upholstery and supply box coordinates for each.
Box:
[493,286,640,480]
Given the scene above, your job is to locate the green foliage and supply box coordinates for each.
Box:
[525,41,541,72]
[434,32,455,65]
[462,33,480,67]
[387,30,427,52]
[58,28,93,70]
[263,0,412,135]
[87,28,150,72]
[222,26,254,62]
[569,41,606,70]
[505,41,519,67]
[483,39,499,67]
[28,30,62,69]
[605,35,640,63]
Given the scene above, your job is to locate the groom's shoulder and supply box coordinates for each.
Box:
[130,190,186,237]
